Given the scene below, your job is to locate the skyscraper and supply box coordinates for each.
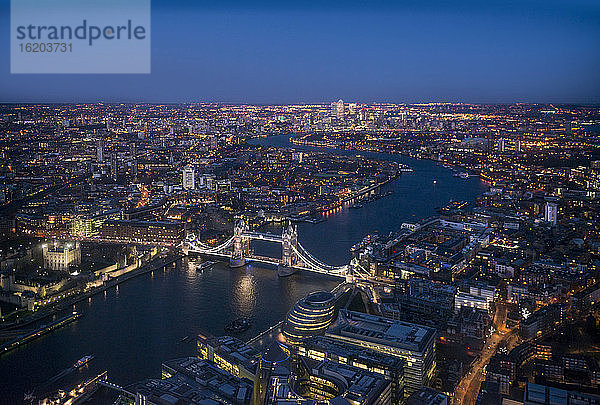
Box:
[330,101,338,117]
[545,202,558,226]
[348,103,357,115]
[111,152,118,181]
[182,166,195,190]
[337,99,345,119]
[96,140,103,163]
[498,139,506,153]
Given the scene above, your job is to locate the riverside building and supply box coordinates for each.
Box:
[326,310,436,398]
[282,291,336,345]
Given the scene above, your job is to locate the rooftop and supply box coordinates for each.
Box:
[328,310,436,353]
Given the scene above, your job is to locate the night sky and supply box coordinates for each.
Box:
[1,0,599,104]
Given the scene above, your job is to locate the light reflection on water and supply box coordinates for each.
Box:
[233,269,257,316]
[0,260,341,403]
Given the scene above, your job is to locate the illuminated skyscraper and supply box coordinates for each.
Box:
[96,140,103,163]
[330,101,338,117]
[182,166,195,190]
[545,202,558,226]
[348,103,357,115]
[336,99,344,119]
[498,139,506,153]
[111,152,118,181]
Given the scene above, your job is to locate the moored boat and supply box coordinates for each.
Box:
[224,318,251,333]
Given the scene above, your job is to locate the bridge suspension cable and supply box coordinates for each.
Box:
[292,242,347,274]
[350,260,371,280]
[186,235,234,253]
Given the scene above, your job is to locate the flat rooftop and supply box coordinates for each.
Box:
[328,310,436,353]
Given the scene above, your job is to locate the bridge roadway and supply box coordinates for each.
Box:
[185,228,351,278]
[198,251,347,278]
[242,231,282,243]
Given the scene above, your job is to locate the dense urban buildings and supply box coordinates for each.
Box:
[1,102,599,404]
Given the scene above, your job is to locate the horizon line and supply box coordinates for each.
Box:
[2,101,600,107]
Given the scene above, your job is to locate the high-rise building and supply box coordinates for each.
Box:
[348,103,357,115]
[182,165,195,190]
[337,99,345,119]
[498,139,506,153]
[111,152,118,181]
[330,101,338,117]
[544,202,558,226]
[96,140,103,163]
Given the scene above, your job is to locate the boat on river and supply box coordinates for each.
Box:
[196,261,215,272]
[224,318,252,333]
[74,355,94,369]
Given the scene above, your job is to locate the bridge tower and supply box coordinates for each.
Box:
[230,218,249,268]
[181,238,189,256]
[279,222,298,275]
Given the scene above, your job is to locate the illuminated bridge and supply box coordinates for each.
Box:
[182,219,370,280]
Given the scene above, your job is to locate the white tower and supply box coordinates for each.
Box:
[498,139,506,153]
[182,166,195,190]
[336,99,344,119]
[96,140,104,163]
[545,202,558,226]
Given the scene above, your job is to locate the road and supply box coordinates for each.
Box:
[453,302,519,405]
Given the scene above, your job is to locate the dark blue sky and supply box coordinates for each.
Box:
[1,0,599,104]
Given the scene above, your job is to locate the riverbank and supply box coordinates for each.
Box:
[0,311,81,355]
[289,133,490,184]
[251,134,487,266]
[0,253,184,332]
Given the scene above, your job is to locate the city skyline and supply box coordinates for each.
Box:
[1,101,599,404]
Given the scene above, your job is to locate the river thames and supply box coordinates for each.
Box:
[0,135,486,403]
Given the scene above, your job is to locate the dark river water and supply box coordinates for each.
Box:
[0,135,486,403]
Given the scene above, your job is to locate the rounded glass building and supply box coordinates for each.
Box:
[282,291,336,345]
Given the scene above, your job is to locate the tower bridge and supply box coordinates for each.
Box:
[183,219,370,281]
